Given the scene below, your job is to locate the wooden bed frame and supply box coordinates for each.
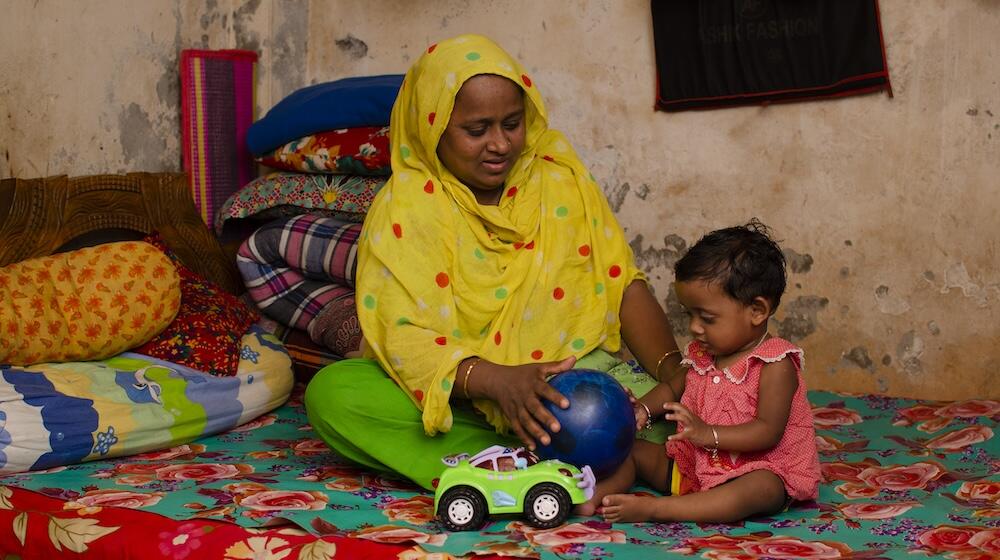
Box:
[0,172,242,294]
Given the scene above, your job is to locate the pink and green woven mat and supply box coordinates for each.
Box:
[1,378,997,558]
[180,49,258,225]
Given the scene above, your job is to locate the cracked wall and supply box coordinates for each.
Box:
[1,1,997,400]
[0,0,307,178]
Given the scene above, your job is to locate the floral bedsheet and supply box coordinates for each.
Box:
[0,386,996,559]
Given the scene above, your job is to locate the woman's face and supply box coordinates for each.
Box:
[437,74,526,204]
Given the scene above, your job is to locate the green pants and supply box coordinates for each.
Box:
[304,351,671,490]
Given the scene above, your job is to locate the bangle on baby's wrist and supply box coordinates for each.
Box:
[637,402,653,431]
[705,425,720,460]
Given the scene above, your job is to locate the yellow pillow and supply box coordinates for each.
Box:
[0,241,181,365]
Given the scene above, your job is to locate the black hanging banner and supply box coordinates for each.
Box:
[652,0,892,112]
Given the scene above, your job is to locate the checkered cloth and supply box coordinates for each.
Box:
[237,215,360,337]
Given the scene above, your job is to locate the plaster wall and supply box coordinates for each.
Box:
[1,1,997,400]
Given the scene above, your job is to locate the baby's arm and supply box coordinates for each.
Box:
[666,357,797,453]
[749,357,799,448]
[618,280,689,428]
[633,381,681,429]
[632,349,688,429]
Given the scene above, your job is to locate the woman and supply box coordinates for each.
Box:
[305,34,682,490]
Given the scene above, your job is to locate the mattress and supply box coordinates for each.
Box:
[0,326,293,474]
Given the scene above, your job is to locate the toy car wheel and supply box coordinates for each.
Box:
[523,482,571,528]
[438,486,487,531]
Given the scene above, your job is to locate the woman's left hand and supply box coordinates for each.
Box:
[663,402,712,448]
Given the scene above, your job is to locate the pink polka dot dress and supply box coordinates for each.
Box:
[668,337,821,501]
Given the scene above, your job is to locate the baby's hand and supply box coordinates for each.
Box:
[663,402,712,447]
[632,402,650,431]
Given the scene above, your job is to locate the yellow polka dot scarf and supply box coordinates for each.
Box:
[358,34,643,435]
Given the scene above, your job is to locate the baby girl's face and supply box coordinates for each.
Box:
[675,279,757,358]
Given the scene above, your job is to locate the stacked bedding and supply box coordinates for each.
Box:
[0,239,293,474]
[225,75,404,372]
[218,74,402,231]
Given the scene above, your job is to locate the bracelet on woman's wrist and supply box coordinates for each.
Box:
[654,349,681,380]
[461,358,481,399]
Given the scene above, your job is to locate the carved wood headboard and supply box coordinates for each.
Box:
[0,173,243,294]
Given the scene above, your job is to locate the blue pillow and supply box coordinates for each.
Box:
[247,74,404,156]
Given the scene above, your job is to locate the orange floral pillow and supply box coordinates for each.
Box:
[0,241,181,365]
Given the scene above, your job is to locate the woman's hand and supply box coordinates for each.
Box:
[483,356,576,450]
[663,402,713,448]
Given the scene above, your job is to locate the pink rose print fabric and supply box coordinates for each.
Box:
[0,379,995,559]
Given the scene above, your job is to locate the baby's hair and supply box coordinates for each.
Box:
[674,218,787,310]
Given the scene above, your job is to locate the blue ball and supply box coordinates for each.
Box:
[535,369,636,478]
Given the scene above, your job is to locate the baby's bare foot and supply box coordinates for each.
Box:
[600,494,660,523]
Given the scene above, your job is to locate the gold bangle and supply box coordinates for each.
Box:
[654,350,681,379]
[638,401,653,431]
[707,425,720,461]
[462,358,481,399]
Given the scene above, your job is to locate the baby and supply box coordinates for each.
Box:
[583,219,821,523]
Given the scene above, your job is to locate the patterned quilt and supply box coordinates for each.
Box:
[0,326,293,474]
[0,382,996,559]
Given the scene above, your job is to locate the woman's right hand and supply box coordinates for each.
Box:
[479,356,576,451]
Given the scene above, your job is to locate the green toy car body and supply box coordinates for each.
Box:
[434,445,595,531]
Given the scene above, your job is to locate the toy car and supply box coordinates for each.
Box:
[434,445,596,531]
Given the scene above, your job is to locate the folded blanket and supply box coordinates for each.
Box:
[257,126,391,175]
[214,172,386,235]
[307,296,361,357]
[237,215,361,354]
[247,74,404,156]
